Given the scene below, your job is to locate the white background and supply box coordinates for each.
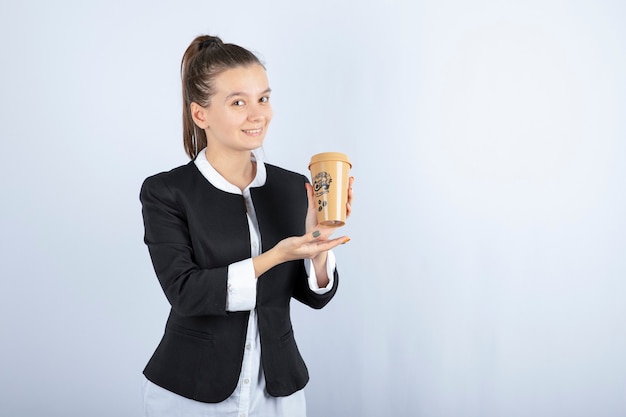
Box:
[1,1,625,416]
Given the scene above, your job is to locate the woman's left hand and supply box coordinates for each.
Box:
[305,176,354,241]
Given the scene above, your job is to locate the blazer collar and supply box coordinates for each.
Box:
[193,148,267,195]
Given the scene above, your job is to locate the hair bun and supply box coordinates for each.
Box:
[199,38,220,51]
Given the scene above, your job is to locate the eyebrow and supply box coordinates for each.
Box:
[225,88,272,101]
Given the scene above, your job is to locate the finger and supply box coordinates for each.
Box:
[310,228,333,241]
[346,177,354,218]
[314,236,351,252]
[347,177,354,201]
[311,223,340,239]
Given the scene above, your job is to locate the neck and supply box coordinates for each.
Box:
[204,148,256,191]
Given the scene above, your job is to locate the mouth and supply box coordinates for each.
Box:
[242,127,263,135]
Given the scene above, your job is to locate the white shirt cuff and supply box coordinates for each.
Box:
[304,250,336,295]
[226,259,257,311]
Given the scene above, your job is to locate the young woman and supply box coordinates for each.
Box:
[139,35,353,416]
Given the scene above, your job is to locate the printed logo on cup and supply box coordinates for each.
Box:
[313,171,332,212]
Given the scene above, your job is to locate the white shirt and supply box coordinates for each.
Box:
[143,149,336,417]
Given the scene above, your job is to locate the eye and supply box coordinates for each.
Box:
[259,96,270,104]
[232,99,245,107]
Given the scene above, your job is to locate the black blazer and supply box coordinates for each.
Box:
[139,161,339,403]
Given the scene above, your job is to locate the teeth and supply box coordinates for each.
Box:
[243,128,262,134]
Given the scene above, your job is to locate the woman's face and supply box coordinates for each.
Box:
[201,64,272,153]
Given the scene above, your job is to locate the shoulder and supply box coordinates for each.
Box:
[140,161,198,202]
[142,162,197,189]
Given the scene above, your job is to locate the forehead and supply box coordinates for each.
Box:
[213,64,269,95]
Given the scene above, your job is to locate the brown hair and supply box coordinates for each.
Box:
[180,35,264,159]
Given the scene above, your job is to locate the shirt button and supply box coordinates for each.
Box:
[245,343,251,350]
[244,378,250,384]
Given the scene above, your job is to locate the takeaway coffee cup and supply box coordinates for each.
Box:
[308,152,352,227]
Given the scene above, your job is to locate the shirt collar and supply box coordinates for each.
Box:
[193,148,267,195]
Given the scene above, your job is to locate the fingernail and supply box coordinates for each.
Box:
[342,237,351,244]
[312,230,321,238]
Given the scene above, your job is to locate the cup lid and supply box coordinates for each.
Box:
[308,152,352,169]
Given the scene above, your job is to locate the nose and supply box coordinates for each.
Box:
[248,112,263,122]
[248,102,272,123]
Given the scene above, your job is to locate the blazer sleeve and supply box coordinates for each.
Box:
[291,264,339,309]
[140,174,229,317]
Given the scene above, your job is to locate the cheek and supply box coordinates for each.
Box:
[265,107,273,123]
[223,114,247,129]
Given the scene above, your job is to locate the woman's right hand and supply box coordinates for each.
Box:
[252,230,349,278]
[276,231,349,262]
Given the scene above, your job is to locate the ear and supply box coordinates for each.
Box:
[190,102,210,129]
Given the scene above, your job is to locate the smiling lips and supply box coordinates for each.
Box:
[242,128,263,135]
